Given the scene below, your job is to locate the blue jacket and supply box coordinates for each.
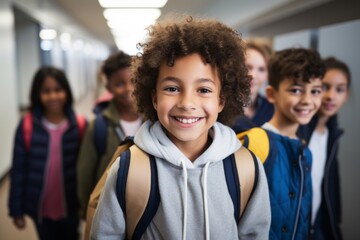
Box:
[298,115,343,240]
[232,95,274,132]
[241,128,312,240]
[9,106,83,222]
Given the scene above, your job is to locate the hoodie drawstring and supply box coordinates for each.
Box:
[180,159,188,240]
[202,162,210,240]
[180,159,211,240]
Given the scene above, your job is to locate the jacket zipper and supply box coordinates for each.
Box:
[37,130,50,223]
[60,133,67,218]
[292,144,305,240]
[324,136,340,239]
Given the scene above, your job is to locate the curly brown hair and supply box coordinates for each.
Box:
[132,16,250,125]
[268,48,325,90]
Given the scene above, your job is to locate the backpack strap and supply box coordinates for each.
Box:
[23,112,33,152]
[116,145,159,240]
[84,138,135,240]
[234,147,258,216]
[76,115,86,139]
[94,114,108,156]
[224,146,259,222]
[237,127,270,163]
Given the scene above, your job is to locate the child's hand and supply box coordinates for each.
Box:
[13,216,26,229]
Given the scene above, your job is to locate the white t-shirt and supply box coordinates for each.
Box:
[309,127,328,224]
[119,117,142,137]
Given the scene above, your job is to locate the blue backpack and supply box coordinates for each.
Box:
[93,111,125,157]
[85,138,259,240]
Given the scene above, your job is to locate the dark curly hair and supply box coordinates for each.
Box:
[323,57,351,87]
[102,51,132,81]
[132,16,250,124]
[268,48,325,90]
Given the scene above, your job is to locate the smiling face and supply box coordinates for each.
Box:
[153,53,224,149]
[40,76,67,115]
[267,77,323,128]
[107,67,134,108]
[246,48,268,101]
[319,69,349,118]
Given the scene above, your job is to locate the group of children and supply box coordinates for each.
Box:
[8,15,350,240]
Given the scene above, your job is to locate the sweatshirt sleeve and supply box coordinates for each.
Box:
[77,120,99,217]
[90,157,126,240]
[237,157,271,239]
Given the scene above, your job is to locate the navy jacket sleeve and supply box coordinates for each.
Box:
[8,118,27,217]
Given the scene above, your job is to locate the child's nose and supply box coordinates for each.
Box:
[324,88,335,100]
[300,92,312,104]
[177,92,196,110]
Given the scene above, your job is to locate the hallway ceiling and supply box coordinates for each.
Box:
[53,0,331,49]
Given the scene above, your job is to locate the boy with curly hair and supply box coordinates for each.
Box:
[90,16,271,239]
[239,48,325,239]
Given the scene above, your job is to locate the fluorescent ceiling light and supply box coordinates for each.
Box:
[40,40,53,51]
[39,29,57,40]
[60,32,71,43]
[103,8,161,21]
[99,0,168,8]
[107,19,155,30]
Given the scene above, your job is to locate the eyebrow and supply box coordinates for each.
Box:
[159,76,216,84]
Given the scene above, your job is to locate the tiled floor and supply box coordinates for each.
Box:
[0,87,98,240]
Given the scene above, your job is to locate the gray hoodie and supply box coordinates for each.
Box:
[91,121,270,240]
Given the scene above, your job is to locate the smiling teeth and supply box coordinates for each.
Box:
[176,117,199,124]
[297,109,310,114]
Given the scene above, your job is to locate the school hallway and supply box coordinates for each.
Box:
[0,88,98,240]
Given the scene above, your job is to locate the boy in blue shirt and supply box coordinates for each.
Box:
[239,48,325,239]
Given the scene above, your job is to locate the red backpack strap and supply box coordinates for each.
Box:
[76,115,86,139]
[23,112,33,152]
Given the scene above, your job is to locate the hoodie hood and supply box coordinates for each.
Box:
[134,120,241,168]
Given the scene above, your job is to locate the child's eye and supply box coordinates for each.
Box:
[311,89,322,95]
[164,86,179,92]
[288,88,302,94]
[258,67,266,73]
[322,84,329,91]
[198,88,212,94]
[336,86,347,93]
[41,89,50,94]
[115,82,125,87]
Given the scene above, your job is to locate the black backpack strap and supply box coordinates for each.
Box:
[223,147,259,223]
[247,150,259,199]
[94,114,107,157]
[117,149,131,213]
[116,146,160,240]
[223,154,241,222]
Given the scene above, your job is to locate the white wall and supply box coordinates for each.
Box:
[274,29,311,50]
[318,19,360,239]
[0,0,20,179]
[14,7,41,108]
[0,0,110,178]
[273,19,360,239]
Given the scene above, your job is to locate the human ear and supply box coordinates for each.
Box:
[105,81,112,93]
[265,85,276,104]
[152,90,157,110]
[218,98,225,113]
